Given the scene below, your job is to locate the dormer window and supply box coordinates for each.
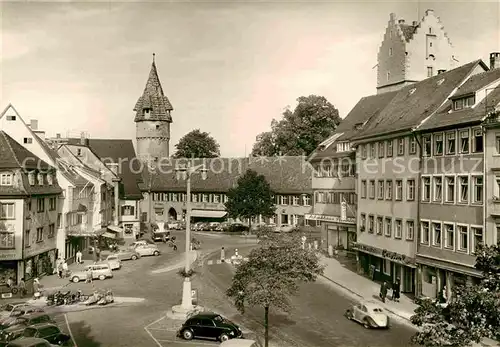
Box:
[336,141,350,152]
[453,95,475,111]
[0,173,13,186]
[37,173,43,186]
[47,174,53,185]
[28,172,35,186]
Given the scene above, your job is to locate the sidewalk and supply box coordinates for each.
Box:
[319,254,417,321]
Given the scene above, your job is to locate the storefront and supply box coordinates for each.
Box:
[354,242,416,294]
[305,214,356,251]
[23,249,56,281]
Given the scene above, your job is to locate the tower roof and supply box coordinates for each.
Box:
[134,54,173,123]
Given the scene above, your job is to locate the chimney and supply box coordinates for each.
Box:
[438,69,446,74]
[490,52,500,70]
[30,120,38,130]
[56,133,61,139]
[412,21,418,26]
[398,19,405,24]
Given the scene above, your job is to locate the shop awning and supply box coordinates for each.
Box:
[101,232,116,239]
[107,225,123,233]
[190,210,227,218]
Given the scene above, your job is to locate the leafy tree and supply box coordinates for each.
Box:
[173,129,220,158]
[224,169,275,231]
[411,243,500,347]
[226,231,324,347]
[251,95,341,157]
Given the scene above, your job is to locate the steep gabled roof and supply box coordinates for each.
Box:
[452,68,500,98]
[352,60,483,141]
[87,139,143,199]
[0,131,51,170]
[399,24,417,42]
[134,57,173,123]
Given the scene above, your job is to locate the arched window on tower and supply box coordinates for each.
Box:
[144,108,151,118]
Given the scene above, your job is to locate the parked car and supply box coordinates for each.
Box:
[21,324,71,345]
[135,244,160,257]
[70,263,113,283]
[219,222,230,232]
[0,312,54,331]
[344,301,390,329]
[104,249,140,261]
[178,312,242,342]
[220,339,257,347]
[167,221,179,230]
[176,221,186,230]
[104,255,122,270]
[209,222,221,231]
[6,337,58,347]
[228,223,249,233]
[128,240,152,249]
[0,305,42,327]
[152,231,170,242]
[278,224,295,233]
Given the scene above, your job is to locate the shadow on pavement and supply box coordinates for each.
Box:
[68,320,101,347]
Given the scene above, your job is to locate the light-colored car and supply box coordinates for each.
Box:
[70,263,114,283]
[345,300,389,329]
[0,304,43,327]
[104,255,122,270]
[135,244,161,257]
[129,240,150,249]
[110,249,141,261]
[219,339,257,347]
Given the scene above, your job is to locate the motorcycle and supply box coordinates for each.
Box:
[98,290,114,305]
[84,291,104,306]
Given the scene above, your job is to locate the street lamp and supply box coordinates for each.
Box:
[169,162,208,318]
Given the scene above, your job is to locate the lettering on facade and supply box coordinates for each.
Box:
[340,202,347,221]
[0,253,19,260]
[305,214,355,224]
[353,243,416,266]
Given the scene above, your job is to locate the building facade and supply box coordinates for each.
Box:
[377,10,455,94]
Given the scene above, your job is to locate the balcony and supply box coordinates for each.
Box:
[490,197,500,217]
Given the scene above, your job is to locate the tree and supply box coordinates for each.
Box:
[226,231,324,347]
[173,129,220,158]
[411,243,500,347]
[224,169,275,231]
[251,95,341,157]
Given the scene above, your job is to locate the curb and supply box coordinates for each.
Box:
[319,274,413,323]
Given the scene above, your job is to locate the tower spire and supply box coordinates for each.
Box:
[152,52,155,64]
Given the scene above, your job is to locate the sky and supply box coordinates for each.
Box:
[1,0,499,157]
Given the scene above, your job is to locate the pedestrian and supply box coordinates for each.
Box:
[438,285,447,304]
[220,247,225,263]
[162,234,167,244]
[172,239,177,251]
[19,278,26,298]
[76,250,82,264]
[6,277,13,289]
[392,278,401,302]
[379,281,388,303]
[96,247,101,261]
[62,260,68,278]
[85,267,93,283]
[57,261,63,279]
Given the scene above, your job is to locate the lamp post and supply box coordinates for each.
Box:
[147,164,156,238]
[170,162,207,316]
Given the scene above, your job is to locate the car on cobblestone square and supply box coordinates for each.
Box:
[6,337,58,347]
[178,312,243,342]
[20,324,71,346]
[0,305,44,327]
[106,249,141,261]
[102,255,122,270]
[70,263,113,283]
[135,244,160,257]
[344,300,390,329]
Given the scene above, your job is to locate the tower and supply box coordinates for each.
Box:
[134,54,173,162]
[376,9,456,94]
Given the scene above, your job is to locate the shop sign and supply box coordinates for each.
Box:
[305,214,355,224]
[353,243,416,266]
[340,202,347,221]
[0,252,19,260]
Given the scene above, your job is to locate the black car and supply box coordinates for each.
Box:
[228,223,249,233]
[152,231,170,242]
[21,324,71,346]
[178,312,242,342]
[0,312,54,330]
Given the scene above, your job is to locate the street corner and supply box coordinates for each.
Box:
[144,315,218,346]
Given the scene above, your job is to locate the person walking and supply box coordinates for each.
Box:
[379,281,388,303]
[172,239,177,251]
[62,260,68,278]
[19,278,26,298]
[76,250,82,264]
[57,260,63,278]
[392,278,401,302]
[85,267,93,283]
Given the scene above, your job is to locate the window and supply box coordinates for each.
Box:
[49,197,56,211]
[421,221,430,244]
[360,214,366,231]
[370,143,376,158]
[360,145,366,159]
[459,130,469,153]
[458,176,468,203]
[386,180,392,200]
[472,227,483,252]
[423,135,431,156]
[369,180,375,199]
[409,137,417,154]
[387,140,393,157]
[213,194,221,203]
[389,48,393,56]
[407,180,415,201]
[368,215,374,233]
[446,132,456,155]
[422,176,431,201]
[444,224,454,249]
[76,148,82,156]
[23,138,32,144]
[378,142,385,158]
[37,173,43,186]
[0,203,15,219]
[433,176,442,202]
[454,99,463,110]
[473,129,483,153]
[0,174,13,186]
[48,224,55,238]
[472,176,483,203]
[121,205,135,216]
[432,222,441,247]
[191,194,198,203]
[395,180,403,200]
[6,115,16,121]
[361,180,367,199]
[434,133,443,155]
[378,180,384,199]
[406,220,415,240]
[395,219,402,239]
[202,194,209,203]
[303,195,311,206]
[387,71,390,81]
[385,218,392,237]
[445,176,455,203]
[0,232,14,249]
[377,217,383,235]
[37,198,45,212]
[457,225,468,252]
[25,230,30,247]
[36,227,43,242]
[47,174,53,185]
[397,138,405,155]
[280,196,288,205]
[496,135,500,154]
[427,66,433,77]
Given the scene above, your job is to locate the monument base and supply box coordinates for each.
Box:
[166,304,204,320]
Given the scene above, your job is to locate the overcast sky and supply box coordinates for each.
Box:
[1,0,499,157]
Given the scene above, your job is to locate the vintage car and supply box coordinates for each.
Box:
[135,244,160,257]
[344,300,390,329]
[70,263,113,283]
[178,312,242,342]
[104,255,122,270]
